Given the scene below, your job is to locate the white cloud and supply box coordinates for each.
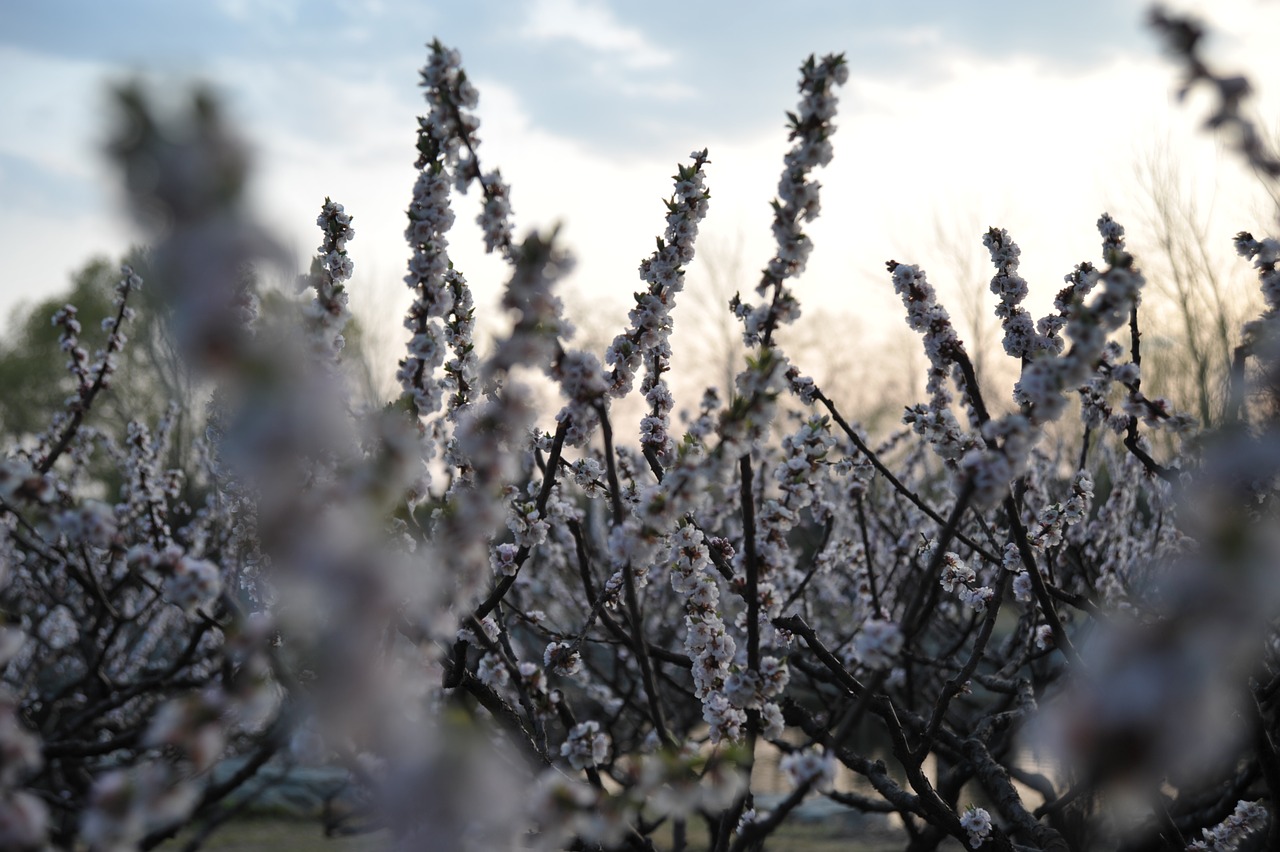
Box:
[0,46,111,181]
[0,203,134,321]
[860,25,946,50]
[521,0,674,70]
[213,0,302,25]
[0,46,139,320]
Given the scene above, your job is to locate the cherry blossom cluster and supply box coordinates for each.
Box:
[399,42,498,419]
[118,415,181,545]
[488,233,574,376]
[417,40,516,259]
[560,720,610,770]
[851,616,903,670]
[1234,232,1280,351]
[960,805,993,849]
[1030,463,1092,538]
[939,551,993,611]
[1185,800,1269,851]
[82,625,276,850]
[893,214,1151,507]
[734,53,848,347]
[998,215,1142,426]
[399,159,457,417]
[548,348,608,447]
[1012,469,1094,606]
[34,265,142,475]
[301,198,355,362]
[668,524,739,741]
[415,40,479,178]
[596,151,711,464]
[887,261,970,420]
[127,544,221,612]
[52,305,91,395]
[776,414,837,514]
[779,746,835,793]
[985,227,1046,360]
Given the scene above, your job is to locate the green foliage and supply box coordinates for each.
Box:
[0,251,200,475]
[0,256,123,437]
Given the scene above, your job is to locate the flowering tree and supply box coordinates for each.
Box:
[2,7,1280,852]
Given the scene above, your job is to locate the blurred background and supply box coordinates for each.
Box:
[4,0,1280,430]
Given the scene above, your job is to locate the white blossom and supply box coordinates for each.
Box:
[960,805,993,848]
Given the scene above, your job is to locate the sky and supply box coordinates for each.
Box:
[3,0,1279,395]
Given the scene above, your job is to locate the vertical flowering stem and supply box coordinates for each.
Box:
[400,40,501,421]
[735,53,847,349]
[412,40,518,419]
[38,267,142,475]
[399,156,455,418]
[637,153,711,465]
[886,258,987,443]
[304,198,355,364]
[603,150,711,462]
[984,227,1060,364]
[420,39,516,259]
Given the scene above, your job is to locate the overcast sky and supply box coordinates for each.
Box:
[3,0,1278,379]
